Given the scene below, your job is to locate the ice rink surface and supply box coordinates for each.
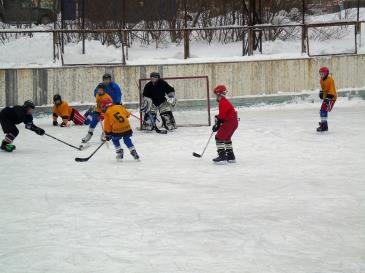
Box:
[0,99,365,273]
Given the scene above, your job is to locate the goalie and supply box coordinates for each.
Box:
[141,72,177,131]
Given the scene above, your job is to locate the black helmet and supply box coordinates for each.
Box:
[102,73,112,81]
[150,72,160,79]
[97,83,107,90]
[23,100,35,109]
[53,94,62,103]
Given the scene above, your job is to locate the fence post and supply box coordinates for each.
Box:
[82,0,85,54]
[184,29,190,59]
[183,0,190,59]
[53,32,56,62]
[301,0,307,54]
[302,25,307,54]
[121,30,127,65]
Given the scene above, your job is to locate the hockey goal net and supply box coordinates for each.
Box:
[138,75,211,128]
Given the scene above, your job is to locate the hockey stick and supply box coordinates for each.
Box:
[130,113,141,120]
[75,141,106,162]
[193,131,214,158]
[45,133,81,151]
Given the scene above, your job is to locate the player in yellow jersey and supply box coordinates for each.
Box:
[101,97,140,160]
[82,84,112,143]
[52,94,85,127]
[317,67,337,132]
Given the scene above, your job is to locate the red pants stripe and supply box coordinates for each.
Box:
[320,100,335,112]
[72,109,86,125]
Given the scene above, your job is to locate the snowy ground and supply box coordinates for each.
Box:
[1,9,365,67]
[0,99,365,273]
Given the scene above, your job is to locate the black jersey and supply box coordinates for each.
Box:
[143,79,175,107]
[0,106,33,125]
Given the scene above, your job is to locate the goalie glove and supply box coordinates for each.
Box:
[166,92,177,107]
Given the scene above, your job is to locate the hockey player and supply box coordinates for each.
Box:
[141,72,177,130]
[211,85,238,163]
[52,94,85,127]
[93,73,123,104]
[101,97,140,160]
[317,67,337,132]
[82,84,112,143]
[0,100,45,152]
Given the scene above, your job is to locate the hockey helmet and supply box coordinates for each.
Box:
[150,72,160,79]
[102,73,112,81]
[23,100,35,109]
[53,94,62,104]
[319,67,329,77]
[213,85,227,96]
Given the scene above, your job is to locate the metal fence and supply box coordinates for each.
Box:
[0,0,365,65]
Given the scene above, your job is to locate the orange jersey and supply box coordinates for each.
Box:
[52,101,73,123]
[103,105,132,135]
[96,93,112,113]
[320,76,337,100]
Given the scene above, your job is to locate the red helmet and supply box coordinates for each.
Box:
[213,85,227,96]
[319,67,329,76]
[101,97,113,112]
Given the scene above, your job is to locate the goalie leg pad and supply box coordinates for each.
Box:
[143,105,157,130]
[159,102,176,130]
[160,111,176,130]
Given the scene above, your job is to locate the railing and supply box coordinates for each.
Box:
[0,20,364,65]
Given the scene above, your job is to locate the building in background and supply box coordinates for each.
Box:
[0,0,57,24]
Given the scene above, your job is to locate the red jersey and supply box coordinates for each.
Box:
[217,97,237,122]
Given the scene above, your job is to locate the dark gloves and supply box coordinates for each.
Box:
[324,98,331,106]
[105,134,112,141]
[319,91,324,99]
[35,127,45,136]
[53,121,58,126]
[212,116,223,132]
[28,123,45,136]
[60,122,67,127]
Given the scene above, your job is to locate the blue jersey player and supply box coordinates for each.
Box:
[93,73,123,104]
[82,74,123,144]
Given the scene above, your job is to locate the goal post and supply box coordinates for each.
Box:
[138,75,211,128]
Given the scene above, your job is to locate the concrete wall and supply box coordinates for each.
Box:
[1,54,365,107]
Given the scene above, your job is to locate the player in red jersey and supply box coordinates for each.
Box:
[212,85,238,163]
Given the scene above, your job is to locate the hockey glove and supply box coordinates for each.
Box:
[212,116,223,132]
[26,123,45,136]
[319,91,324,99]
[324,98,331,106]
[105,134,112,141]
[60,122,67,127]
[36,128,45,136]
[53,121,58,126]
[33,126,45,136]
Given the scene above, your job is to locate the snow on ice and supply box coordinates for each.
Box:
[0,98,364,273]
